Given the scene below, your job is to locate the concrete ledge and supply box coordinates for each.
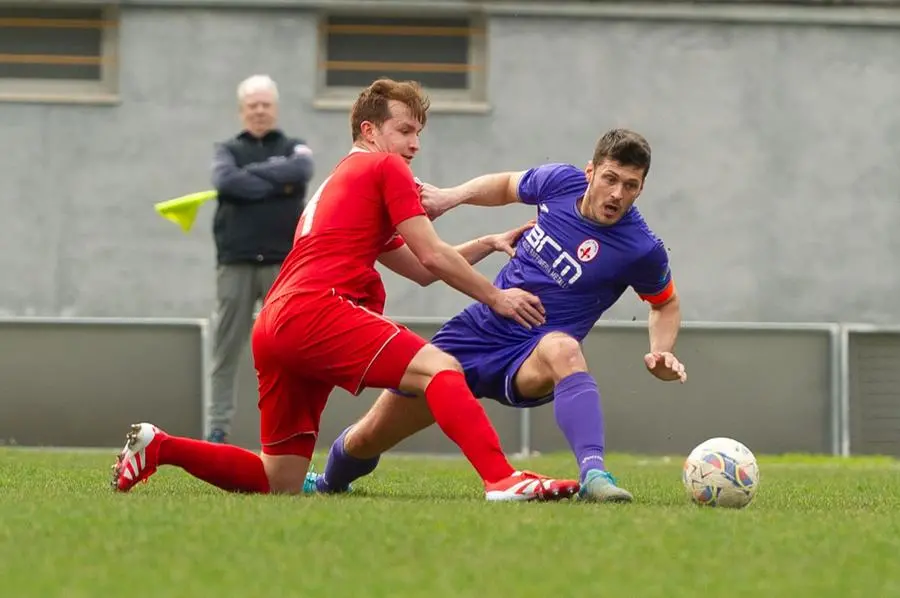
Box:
[0,92,121,106]
[312,95,492,115]
[103,0,900,27]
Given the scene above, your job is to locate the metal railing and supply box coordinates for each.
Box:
[1,316,897,456]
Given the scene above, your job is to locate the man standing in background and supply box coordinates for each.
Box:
[207,74,314,443]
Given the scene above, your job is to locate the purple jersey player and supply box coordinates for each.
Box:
[308,128,687,502]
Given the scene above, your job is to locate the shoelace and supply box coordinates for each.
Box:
[517,470,552,495]
[302,464,319,494]
[589,470,619,485]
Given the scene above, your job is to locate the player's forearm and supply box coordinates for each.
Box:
[454,237,495,265]
[420,242,500,305]
[448,173,518,207]
[648,296,681,353]
[414,238,496,286]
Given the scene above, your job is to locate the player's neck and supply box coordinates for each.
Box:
[576,196,605,226]
[576,196,626,228]
[351,142,374,154]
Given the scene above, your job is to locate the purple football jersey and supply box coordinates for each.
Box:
[455,163,673,343]
[429,163,675,405]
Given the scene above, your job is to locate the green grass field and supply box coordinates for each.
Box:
[1,448,899,598]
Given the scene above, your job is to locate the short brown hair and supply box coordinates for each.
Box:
[350,78,430,141]
[592,128,652,178]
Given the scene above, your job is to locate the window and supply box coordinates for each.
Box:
[0,4,119,103]
[317,13,487,109]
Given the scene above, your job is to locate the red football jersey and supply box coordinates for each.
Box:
[266,148,425,313]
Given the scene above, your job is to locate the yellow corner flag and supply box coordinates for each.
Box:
[154,190,218,233]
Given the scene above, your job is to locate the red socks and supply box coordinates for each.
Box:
[158,437,271,494]
[153,370,512,491]
[424,370,515,483]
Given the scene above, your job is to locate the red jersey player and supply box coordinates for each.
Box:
[111,79,580,501]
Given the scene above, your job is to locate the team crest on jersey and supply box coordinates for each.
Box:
[576,239,600,262]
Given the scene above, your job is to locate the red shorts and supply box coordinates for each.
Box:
[251,291,427,457]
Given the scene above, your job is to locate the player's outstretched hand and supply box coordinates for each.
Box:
[419,183,457,221]
[644,352,687,383]
[490,288,546,329]
[482,220,536,257]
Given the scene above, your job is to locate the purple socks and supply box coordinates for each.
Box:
[318,426,380,493]
[553,371,606,483]
[321,373,605,490]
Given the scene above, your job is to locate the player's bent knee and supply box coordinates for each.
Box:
[537,332,588,378]
[403,344,462,382]
[260,453,312,495]
[398,343,465,395]
[435,352,463,374]
[419,344,462,374]
[260,434,316,494]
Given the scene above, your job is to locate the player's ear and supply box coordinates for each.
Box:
[584,161,593,177]
[359,120,376,142]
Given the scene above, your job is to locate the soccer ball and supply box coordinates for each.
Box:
[682,437,759,509]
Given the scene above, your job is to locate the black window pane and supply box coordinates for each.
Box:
[0,6,105,81]
[326,69,467,90]
[0,7,103,20]
[0,27,102,55]
[325,15,474,91]
[327,34,467,65]
[0,63,101,80]
[328,15,470,28]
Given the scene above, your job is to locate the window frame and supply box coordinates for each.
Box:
[313,9,489,114]
[0,3,119,105]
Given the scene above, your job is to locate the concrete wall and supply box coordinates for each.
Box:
[2,1,900,324]
[0,319,205,448]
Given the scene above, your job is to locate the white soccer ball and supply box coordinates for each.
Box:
[682,437,760,509]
